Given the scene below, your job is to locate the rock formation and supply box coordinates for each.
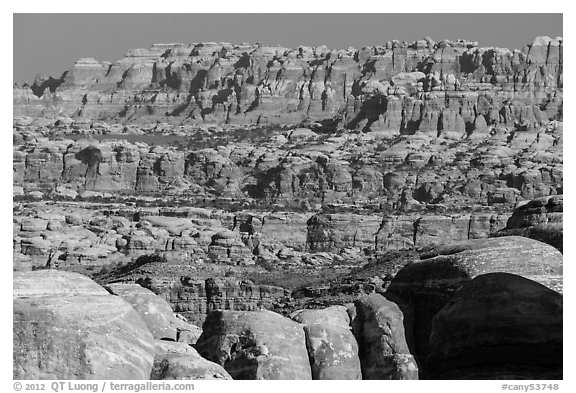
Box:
[351,294,418,379]
[106,283,181,341]
[14,37,563,134]
[13,124,563,211]
[151,341,232,380]
[291,306,362,380]
[376,212,511,250]
[493,195,563,252]
[13,271,156,379]
[427,273,562,379]
[195,310,313,379]
[13,36,563,212]
[13,35,563,381]
[386,236,562,361]
[141,275,290,326]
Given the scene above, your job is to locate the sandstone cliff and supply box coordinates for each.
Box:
[14,37,562,133]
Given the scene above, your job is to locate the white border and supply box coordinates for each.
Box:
[3,3,573,392]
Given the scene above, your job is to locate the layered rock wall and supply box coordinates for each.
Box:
[13,126,563,211]
[14,37,563,134]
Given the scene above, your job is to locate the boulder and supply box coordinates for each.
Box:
[288,128,318,141]
[196,310,312,379]
[20,218,48,232]
[351,294,418,380]
[173,317,203,346]
[428,273,562,379]
[291,306,362,380]
[151,341,232,380]
[106,283,178,341]
[13,271,155,379]
[386,236,563,360]
[65,214,84,225]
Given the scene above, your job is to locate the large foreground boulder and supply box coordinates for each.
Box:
[351,294,418,380]
[13,270,155,379]
[428,273,562,379]
[291,306,362,380]
[195,310,312,379]
[386,236,562,359]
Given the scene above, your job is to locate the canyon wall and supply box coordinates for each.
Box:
[14,37,562,134]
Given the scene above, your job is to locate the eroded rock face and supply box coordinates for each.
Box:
[140,276,289,327]
[14,38,563,132]
[493,195,563,252]
[386,236,563,361]
[13,37,563,213]
[351,294,418,380]
[375,212,511,250]
[291,306,362,380]
[306,213,381,253]
[428,273,562,379]
[13,271,155,380]
[195,310,312,380]
[13,117,563,213]
[13,126,562,213]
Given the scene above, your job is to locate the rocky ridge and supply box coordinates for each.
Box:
[15,37,562,133]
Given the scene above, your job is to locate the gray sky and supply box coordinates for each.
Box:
[13,13,563,83]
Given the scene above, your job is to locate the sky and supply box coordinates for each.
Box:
[13,13,563,83]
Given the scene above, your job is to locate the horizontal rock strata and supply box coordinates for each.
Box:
[14,38,562,134]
